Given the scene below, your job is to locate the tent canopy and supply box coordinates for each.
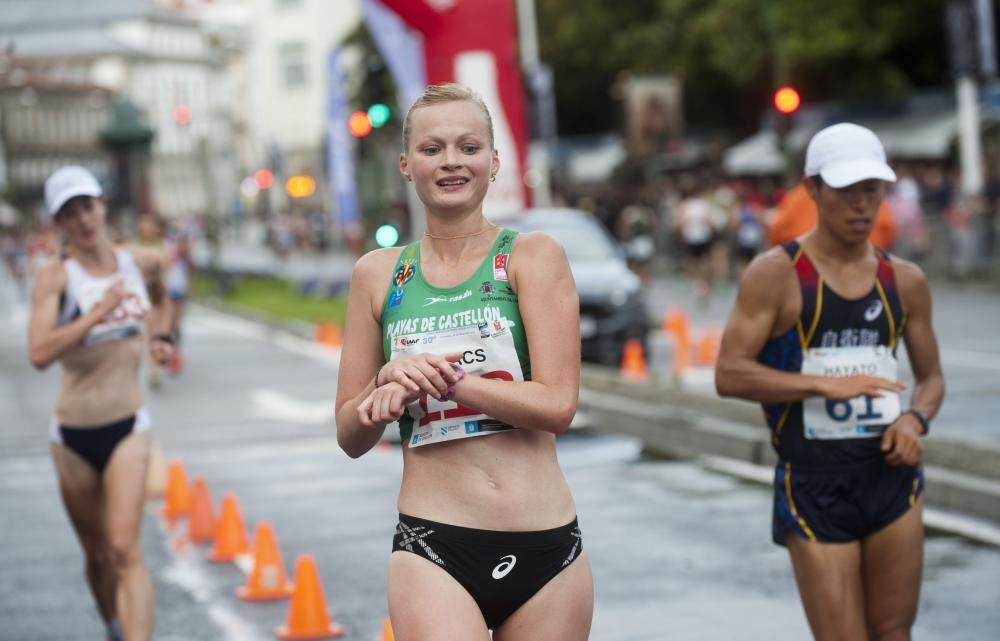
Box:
[723,108,998,176]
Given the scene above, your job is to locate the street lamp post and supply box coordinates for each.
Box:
[516,0,553,207]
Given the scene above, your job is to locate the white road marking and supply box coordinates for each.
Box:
[156,519,270,641]
[249,388,335,425]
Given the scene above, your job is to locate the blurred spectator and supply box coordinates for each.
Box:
[26,221,60,279]
[616,203,656,283]
[731,193,765,280]
[767,182,897,251]
[945,192,984,279]
[671,176,716,306]
[888,164,928,260]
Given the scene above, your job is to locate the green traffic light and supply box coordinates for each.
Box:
[368,103,391,128]
[375,224,400,248]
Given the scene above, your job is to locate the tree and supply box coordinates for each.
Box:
[537,0,949,136]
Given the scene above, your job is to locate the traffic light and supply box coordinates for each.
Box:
[285,175,316,199]
[348,111,373,137]
[773,86,801,115]
[254,169,274,190]
[172,103,192,126]
[375,224,400,248]
[367,103,391,128]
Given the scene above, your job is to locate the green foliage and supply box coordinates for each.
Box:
[193,273,347,325]
[537,0,948,133]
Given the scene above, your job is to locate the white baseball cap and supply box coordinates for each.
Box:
[44,165,103,217]
[804,123,896,188]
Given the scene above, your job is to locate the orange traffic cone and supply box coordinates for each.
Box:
[380,617,394,641]
[313,322,329,344]
[184,477,215,545]
[672,327,692,376]
[325,322,342,347]
[314,322,342,348]
[661,306,690,339]
[237,522,294,601]
[620,338,649,381]
[207,493,250,563]
[162,459,192,526]
[696,326,722,366]
[275,554,345,640]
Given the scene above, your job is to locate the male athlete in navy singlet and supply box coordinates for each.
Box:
[716,124,945,641]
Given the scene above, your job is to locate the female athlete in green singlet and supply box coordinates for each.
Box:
[335,84,593,641]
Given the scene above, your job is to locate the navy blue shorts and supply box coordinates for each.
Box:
[773,457,924,546]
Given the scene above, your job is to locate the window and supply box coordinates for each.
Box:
[279,42,307,89]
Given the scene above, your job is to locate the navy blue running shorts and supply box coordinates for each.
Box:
[773,457,924,546]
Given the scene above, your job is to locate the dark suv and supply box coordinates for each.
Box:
[495,208,649,366]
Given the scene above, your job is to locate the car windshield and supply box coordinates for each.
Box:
[507,217,619,261]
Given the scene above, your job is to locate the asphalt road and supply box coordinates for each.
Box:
[2,277,998,640]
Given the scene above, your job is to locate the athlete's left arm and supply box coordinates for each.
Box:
[881,260,945,466]
[449,232,580,434]
[130,245,174,364]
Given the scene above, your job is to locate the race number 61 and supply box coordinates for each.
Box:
[825,396,883,423]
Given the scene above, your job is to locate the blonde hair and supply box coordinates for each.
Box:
[401,83,494,151]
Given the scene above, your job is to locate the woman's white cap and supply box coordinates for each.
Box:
[804,123,896,188]
[44,166,103,217]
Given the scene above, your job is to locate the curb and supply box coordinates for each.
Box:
[189,302,1000,533]
[578,366,1000,526]
[193,299,316,341]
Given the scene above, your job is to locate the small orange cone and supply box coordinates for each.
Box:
[380,617,394,641]
[162,459,192,525]
[696,327,722,366]
[620,338,649,381]
[314,322,342,348]
[661,307,690,339]
[207,493,250,563]
[237,522,294,601]
[275,554,345,639]
[673,328,691,376]
[325,323,342,347]
[184,478,215,545]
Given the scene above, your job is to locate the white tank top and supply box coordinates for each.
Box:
[58,249,152,346]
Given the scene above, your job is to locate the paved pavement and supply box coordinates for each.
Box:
[2,266,999,641]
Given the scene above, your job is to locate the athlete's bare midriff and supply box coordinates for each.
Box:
[398,428,577,531]
[56,338,144,426]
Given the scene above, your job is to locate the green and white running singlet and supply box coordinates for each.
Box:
[381,229,531,447]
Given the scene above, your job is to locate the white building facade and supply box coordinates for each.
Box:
[246,0,361,183]
[0,0,244,219]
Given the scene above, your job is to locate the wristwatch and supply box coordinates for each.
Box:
[903,409,930,435]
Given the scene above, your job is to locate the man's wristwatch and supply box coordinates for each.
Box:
[902,409,930,435]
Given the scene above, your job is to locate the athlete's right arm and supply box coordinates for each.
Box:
[714,250,903,403]
[27,263,125,370]
[334,249,401,458]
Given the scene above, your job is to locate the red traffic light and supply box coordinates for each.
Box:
[348,111,373,137]
[254,169,274,190]
[773,87,801,114]
[172,103,192,126]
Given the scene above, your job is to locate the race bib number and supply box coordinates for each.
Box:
[801,345,901,440]
[390,320,523,448]
[76,276,151,345]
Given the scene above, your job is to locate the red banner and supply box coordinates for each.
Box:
[378,0,529,213]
